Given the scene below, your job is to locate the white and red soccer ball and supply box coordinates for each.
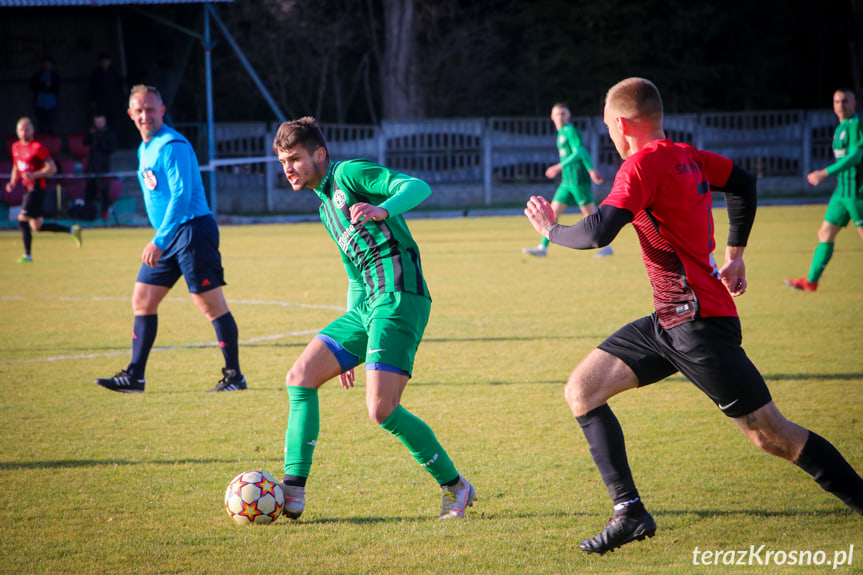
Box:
[224,470,284,525]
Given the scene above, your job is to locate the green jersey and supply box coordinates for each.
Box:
[314,159,431,308]
[557,123,594,186]
[825,114,863,199]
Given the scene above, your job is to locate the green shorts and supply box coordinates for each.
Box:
[824,193,863,228]
[319,292,431,376]
[552,182,595,207]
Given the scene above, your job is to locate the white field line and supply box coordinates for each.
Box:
[0,295,345,311]
[0,295,343,364]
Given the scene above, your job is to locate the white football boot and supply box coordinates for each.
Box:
[280,484,306,519]
[439,476,477,520]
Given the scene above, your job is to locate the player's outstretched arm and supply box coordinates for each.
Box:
[526,200,631,250]
[524,195,557,236]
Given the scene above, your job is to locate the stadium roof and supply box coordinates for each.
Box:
[0,0,232,6]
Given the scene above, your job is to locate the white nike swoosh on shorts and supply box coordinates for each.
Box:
[368,348,387,354]
[718,399,739,411]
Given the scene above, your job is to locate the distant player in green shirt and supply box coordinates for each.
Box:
[786,89,863,292]
[524,102,610,257]
[272,117,476,521]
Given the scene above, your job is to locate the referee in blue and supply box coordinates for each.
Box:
[95,85,245,393]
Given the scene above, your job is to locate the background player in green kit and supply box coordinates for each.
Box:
[785,89,863,292]
[272,117,476,521]
[524,102,610,257]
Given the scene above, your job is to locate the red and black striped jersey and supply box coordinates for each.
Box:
[602,139,736,328]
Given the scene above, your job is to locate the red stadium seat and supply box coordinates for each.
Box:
[56,157,85,201]
[35,133,62,158]
[4,184,26,207]
[57,157,77,177]
[64,178,86,202]
[108,177,123,202]
[67,132,90,163]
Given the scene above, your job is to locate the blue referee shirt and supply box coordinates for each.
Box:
[136,125,212,250]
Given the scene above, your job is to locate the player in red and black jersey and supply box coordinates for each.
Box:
[4,117,81,262]
[525,78,863,555]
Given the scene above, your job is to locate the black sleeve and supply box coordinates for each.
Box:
[547,204,633,249]
[714,164,757,247]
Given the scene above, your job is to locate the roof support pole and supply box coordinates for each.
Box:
[203,2,217,214]
[205,3,286,123]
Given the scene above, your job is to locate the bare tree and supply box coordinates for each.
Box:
[380,0,424,119]
[211,0,376,123]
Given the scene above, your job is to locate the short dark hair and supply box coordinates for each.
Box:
[272,117,328,156]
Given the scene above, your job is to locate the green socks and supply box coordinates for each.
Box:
[284,386,320,478]
[380,405,459,485]
[284,390,458,486]
[540,236,550,248]
[808,242,833,283]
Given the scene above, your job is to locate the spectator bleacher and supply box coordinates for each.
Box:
[66,132,89,171]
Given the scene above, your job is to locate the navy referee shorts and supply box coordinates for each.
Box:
[136,214,225,294]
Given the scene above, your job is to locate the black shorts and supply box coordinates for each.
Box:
[21,188,46,219]
[597,314,772,418]
[136,215,225,294]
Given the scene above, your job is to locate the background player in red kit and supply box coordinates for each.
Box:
[524,77,863,555]
[5,116,81,262]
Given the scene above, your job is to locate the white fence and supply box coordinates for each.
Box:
[181,110,838,215]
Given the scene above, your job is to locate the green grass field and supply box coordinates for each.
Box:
[1,204,861,574]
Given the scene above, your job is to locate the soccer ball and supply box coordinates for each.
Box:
[224,470,284,525]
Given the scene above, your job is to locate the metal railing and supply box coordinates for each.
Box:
[181,110,840,214]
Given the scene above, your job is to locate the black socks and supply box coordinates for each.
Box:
[795,431,863,514]
[576,403,640,505]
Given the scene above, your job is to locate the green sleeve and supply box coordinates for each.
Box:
[826,119,863,176]
[378,176,431,217]
[338,159,431,217]
[559,126,595,171]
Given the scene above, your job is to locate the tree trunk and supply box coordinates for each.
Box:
[381,0,423,120]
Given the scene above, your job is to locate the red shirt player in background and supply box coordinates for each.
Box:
[5,116,81,262]
[524,77,863,555]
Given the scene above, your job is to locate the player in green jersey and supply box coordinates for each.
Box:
[786,89,863,292]
[524,102,610,257]
[272,117,476,521]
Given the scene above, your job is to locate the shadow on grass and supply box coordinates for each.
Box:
[89,388,284,394]
[296,509,594,525]
[292,507,858,526]
[297,515,432,525]
[657,507,854,518]
[1,345,131,354]
[422,335,601,343]
[0,458,266,470]
[646,373,863,383]
[762,373,863,382]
